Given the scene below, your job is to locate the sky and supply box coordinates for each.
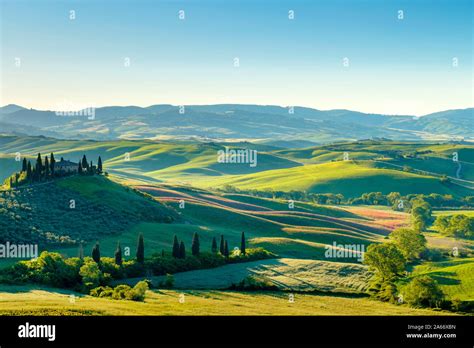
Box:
[0,0,472,115]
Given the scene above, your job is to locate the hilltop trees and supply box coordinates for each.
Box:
[224,240,229,258]
[240,232,246,255]
[5,152,106,189]
[219,235,225,254]
[211,237,217,253]
[50,152,55,176]
[98,156,103,174]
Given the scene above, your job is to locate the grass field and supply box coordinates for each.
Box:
[0,285,454,316]
[118,258,371,294]
[410,258,474,301]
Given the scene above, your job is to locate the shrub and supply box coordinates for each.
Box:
[402,276,445,308]
[158,273,175,288]
[90,280,148,302]
[229,275,278,291]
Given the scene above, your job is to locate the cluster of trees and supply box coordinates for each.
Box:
[364,227,432,306]
[219,185,474,209]
[6,152,103,188]
[411,199,433,232]
[434,214,474,239]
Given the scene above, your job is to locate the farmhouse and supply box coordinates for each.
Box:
[55,159,78,174]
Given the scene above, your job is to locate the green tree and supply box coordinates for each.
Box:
[115,242,123,266]
[211,237,217,253]
[411,199,432,232]
[433,215,449,233]
[82,155,89,170]
[402,276,445,308]
[92,242,101,263]
[389,228,426,260]
[172,235,180,258]
[35,153,43,181]
[78,161,83,175]
[26,161,32,182]
[364,243,406,281]
[219,235,225,254]
[223,240,229,258]
[50,152,55,176]
[136,233,145,263]
[78,243,84,260]
[191,232,200,256]
[97,156,103,174]
[79,260,102,290]
[240,232,246,255]
[22,157,27,172]
[44,156,50,178]
[179,241,186,259]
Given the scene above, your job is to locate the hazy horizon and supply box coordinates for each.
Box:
[1,0,472,116]
[1,101,473,117]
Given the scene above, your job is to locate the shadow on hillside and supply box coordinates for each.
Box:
[0,284,87,297]
[429,272,461,285]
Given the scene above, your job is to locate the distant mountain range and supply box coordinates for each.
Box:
[0,104,472,146]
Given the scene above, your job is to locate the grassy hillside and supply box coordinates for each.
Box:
[0,284,453,316]
[0,175,177,246]
[410,258,474,301]
[121,258,371,294]
[1,136,472,199]
[192,161,468,198]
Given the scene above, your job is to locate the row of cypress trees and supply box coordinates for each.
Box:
[82,232,247,265]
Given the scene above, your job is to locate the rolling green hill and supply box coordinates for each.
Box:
[0,175,178,246]
[1,136,471,199]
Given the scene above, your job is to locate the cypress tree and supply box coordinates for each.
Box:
[50,152,55,176]
[211,237,217,253]
[115,242,123,266]
[78,243,84,260]
[136,233,145,263]
[98,156,103,174]
[219,235,225,254]
[224,240,229,258]
[240,231,246,255]
[179,241,186,259]
[92,242,100,263]
[44,156,50,178]
[26,161,32,182]
[22,158,27,172]
[82,155,88,170]
[36,153,43,173]
[191,232,200,256]
[172,235,180,258]
[9,177,13,188]
[78,161,83,175]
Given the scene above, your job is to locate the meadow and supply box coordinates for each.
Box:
[0,284,454,316]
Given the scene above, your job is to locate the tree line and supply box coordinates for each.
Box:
[7,152,103,188]
[219,185,474,209]
[88,231,247,265]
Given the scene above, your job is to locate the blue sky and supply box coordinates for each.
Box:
[0,0,472,115]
